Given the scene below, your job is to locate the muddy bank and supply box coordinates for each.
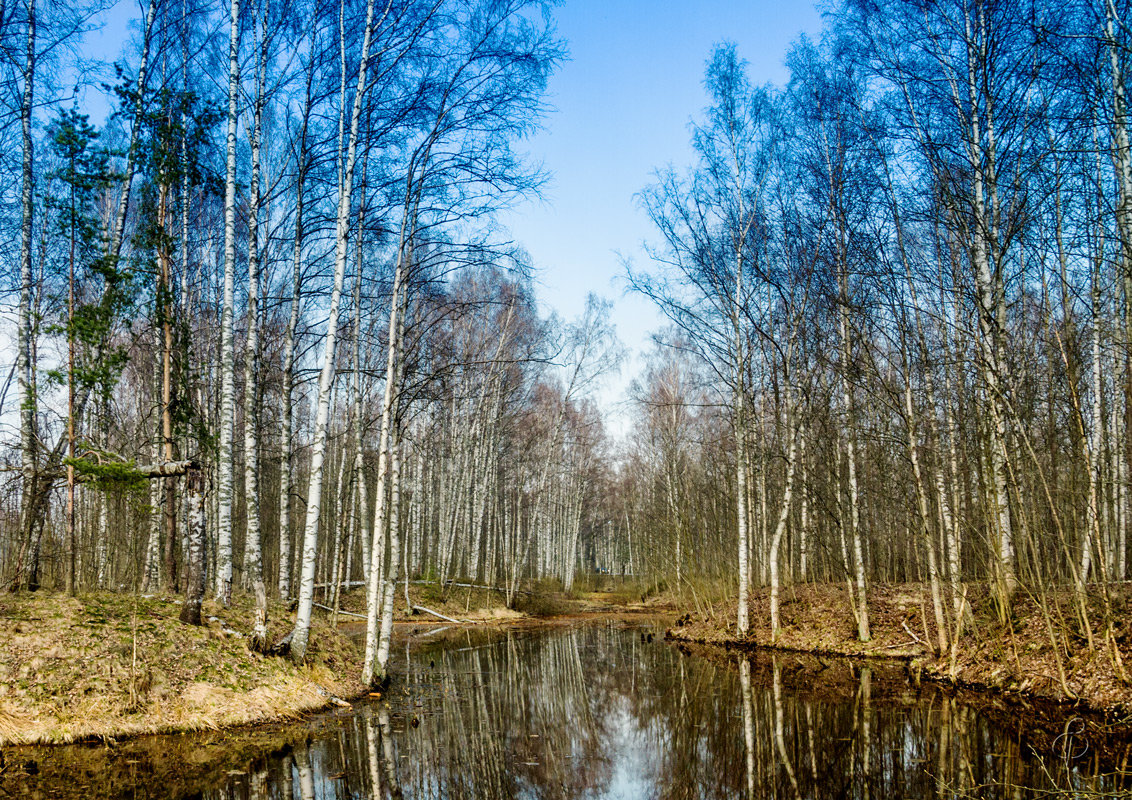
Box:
[666,581,1132,738]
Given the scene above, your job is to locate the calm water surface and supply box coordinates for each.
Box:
[6,619,1128,799]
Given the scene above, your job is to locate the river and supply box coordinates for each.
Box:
[4,618,1127,798]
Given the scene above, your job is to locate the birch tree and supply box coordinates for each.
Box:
[289,0,385,664]
[216,0,241,605]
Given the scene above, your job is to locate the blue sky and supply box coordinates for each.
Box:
[78,0,825,438]
[499,0,824,435]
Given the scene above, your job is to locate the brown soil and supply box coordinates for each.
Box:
[666,581,1132,723]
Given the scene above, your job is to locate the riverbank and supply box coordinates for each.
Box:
[666,581,1132,720]
[19,577,1119,749]
[0,591,367,745]
[0,581,667,746]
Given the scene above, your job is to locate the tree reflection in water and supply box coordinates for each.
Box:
[6,621,1129,799]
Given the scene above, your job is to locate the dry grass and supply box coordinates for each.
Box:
[0,591,366,745]
[667,582,928,659]
[666,581,1132,714]
[0,579,668,746]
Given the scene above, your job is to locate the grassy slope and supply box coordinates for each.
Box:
[0,591,366,745]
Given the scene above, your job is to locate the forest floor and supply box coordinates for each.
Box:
[0,580,668,746]
[665,580,1132,722]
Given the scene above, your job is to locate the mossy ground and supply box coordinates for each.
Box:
[0,591,366,745]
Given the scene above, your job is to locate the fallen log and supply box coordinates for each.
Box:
[313,580,366,590]
[312,601,367,620]
[135,460,199,477]
[312,684,351,708]
[413,605,465,624]
[409,579,533,596]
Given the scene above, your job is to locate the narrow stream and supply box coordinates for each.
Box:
[4,619,1127,798]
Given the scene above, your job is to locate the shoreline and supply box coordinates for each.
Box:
[0,587,670,747]
[664,581,1132,742]
[5,580,1130,749]
[0,591,370,747]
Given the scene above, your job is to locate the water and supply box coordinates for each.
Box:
[4,619,1128,798]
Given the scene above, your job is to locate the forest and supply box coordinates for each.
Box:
[2,0,1132,700]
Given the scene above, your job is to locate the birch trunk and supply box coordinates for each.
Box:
[179,470,206,626]
[216,0,241,605]
[1108,1,1132,585]
[278,31,319,600]
[142,344,162,592]
[242,0,268,595]
[352,202,370,588]
[799,421,809,581]
[840,271,870,642]
[289,0,380,663]
[15,0,36,589]
[768,407,799,642]
[364,242,407,682]
[740,658,756,800]
[374,421,403,683]
[963,6,1016,608]
[279,90,312,599]
[157,185,179,591]
[906,373,949,655]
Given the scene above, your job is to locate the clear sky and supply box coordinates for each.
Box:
[498,0,825,438]
[73,0,826,441]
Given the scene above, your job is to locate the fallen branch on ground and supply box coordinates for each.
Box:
[312,602,367,620]
[901,620,926,646]
[413,605,466,623]
[312,684,351,708]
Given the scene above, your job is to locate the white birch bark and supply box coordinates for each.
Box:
[768,405,799,641]
[289,0,382,663]
[1107,0,1132,585]
[799,420,809,581]
[906,371,949,654]
[961,5,1016,605]
[739,658,756,800]
[279,96,312,600]
[216,0,241,605]
[374,418,403,682]
[15,0,36,582]
[352,202,370,588]
[179,470,206,625]
[364,243,407,682]
[840,270,870,642]
[242,0,268,595]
